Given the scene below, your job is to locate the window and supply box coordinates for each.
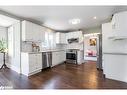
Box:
[42,31,56,49]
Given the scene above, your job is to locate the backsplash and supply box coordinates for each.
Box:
[66,43,83,50]
[21,41,66,52]
[21,42,32,52]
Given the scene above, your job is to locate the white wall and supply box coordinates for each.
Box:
[0,26,7,40]
[0,26,7,67]
[83,34,98,61]
[83,26,101,34]
[84,34,98,56]
[8,22,21,73]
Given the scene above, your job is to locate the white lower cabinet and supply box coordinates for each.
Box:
[21,53,42,76]
[52,51,66,67]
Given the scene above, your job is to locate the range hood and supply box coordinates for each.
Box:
[67,38,79,44]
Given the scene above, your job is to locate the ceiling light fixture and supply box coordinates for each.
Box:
[93,16,97,19]
[69,18,80,25]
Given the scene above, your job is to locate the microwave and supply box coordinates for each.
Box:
[67,38,79,44]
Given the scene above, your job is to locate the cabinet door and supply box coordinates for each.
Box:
[25,21,33,40]
[60,33,67,44]
[68,32,73,39]
[52,52,60,66]
[41,27,46,42]
[29,54,37,73]
[22,21,33,41]
[52,51,65,67]
[66,32,70,39]
[56,32,67,44]
[56,32,60,44]
[22,20,45,42]
[73,32,78,38]
[112,14,119,35]
[112,12,127,36]
[32,23,40,41]
[37,25,45,42]
[59,51,66,63]
[36,53,42,70]
[52,52,56,66]
[65,33,69,44]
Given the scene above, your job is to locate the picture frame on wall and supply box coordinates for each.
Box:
[89,38,96,46]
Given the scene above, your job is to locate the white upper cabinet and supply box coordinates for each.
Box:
[22,20,45,42]
[66,32,73,39]
[111,11,127,38]
[32,23,45,42]
[56,32,67,44]
[22,20,33,41]
[66,31,83,43]
[66,31,77,39]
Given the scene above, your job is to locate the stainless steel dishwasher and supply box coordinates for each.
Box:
[42,52,52,69]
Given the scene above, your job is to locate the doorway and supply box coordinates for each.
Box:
[83,33,102,70]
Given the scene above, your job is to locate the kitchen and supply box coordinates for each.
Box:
[21,20,84,76]
[0,6,127,89]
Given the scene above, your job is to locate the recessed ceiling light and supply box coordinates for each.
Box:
[69,18,80,25]
[93,16,97,19]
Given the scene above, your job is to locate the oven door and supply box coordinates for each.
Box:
[66,53,77,64]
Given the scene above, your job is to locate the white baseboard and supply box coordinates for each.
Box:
[6,63,10,68]
[9,65,20,74]
[0,62,10,68]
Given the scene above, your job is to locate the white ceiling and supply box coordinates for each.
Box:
[0,6,127,31]
[0,14,19,27]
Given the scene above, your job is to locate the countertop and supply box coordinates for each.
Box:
[22,49,66,54]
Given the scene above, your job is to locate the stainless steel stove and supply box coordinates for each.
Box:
[66,49,79,64]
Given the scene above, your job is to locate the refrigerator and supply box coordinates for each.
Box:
[96,34,102,70]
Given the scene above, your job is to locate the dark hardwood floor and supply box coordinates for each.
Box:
[1,61,127,89]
